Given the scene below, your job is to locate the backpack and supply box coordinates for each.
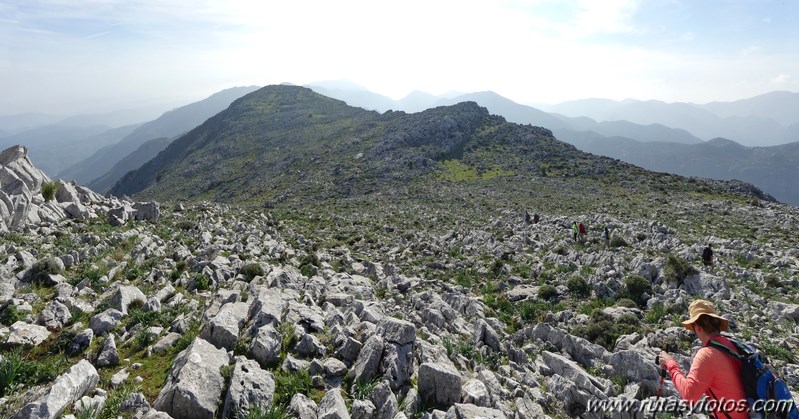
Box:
[708,338,799,419]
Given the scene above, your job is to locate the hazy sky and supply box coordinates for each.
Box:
[1,0,798,116]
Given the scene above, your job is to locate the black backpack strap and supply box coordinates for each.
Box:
[707,339,746,361]
[707,388,733,419]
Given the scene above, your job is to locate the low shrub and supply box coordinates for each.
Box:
[610,236,629,248]
[538,284,558,301]
[299,263,316,278]
[663,254,697,286]
[240,404,286,419]
[240,263,265,282]
[0,351,24,397]
[98,383,141,419]
[0,305,25,326]
[0,350,70,397]
[623,275,652,307]
[519,301,552,323]
[193,274,210,291]
[567,276,591,298]
[614,298,638,309]
[30,257,63,285]
[172,320,201,353]
[170,260,188,281]
[645,303,666,324]
[573,309,639,350]
[41,181,59,201]
[176,220,194,231]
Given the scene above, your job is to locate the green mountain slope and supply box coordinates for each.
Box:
[89,136,173,193]
[111,85,771,209]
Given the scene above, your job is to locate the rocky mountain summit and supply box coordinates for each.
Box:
[1,96,798,418]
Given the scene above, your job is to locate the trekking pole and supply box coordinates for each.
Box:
[653,355,668,419]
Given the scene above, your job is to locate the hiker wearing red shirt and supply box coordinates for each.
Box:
[658,300,749,419]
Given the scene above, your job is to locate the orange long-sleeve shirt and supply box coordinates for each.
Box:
[665,336,749,419]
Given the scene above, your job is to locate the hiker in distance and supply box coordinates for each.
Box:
[658,300,749,419]
[703,244,714,267]
[572,221,578,241]
[604,226,610,248]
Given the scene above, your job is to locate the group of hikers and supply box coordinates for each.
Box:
[569,220,611,247]
[564,217,717,267]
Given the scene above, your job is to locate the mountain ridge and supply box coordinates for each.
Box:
[111,85,772,208]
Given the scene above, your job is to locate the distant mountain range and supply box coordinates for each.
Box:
[542,91,799,146]
[58,86,260,192]
[309,82,799,147]
[0,123,141,175]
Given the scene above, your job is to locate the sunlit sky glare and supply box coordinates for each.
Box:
[1,0,798,116]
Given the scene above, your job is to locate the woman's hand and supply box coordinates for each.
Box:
[658,351,673,368]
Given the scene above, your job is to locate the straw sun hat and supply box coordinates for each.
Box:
[682,299,729,332]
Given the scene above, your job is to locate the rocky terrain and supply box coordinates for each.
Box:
[1,120,798,418]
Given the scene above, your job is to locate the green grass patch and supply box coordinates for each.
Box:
[272,369,317,407]
[98,383,141,419]
[438,160,513,182]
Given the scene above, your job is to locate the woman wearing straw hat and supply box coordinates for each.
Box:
[658,299,749,419]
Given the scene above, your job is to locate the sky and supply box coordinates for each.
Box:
[1,0,798,116]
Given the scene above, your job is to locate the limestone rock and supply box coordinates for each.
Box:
[349,335,384,384]
[473,319,502,352]
[248,287,284,329]
[67,328,94,356]
[250,324,281,368]
[119,392,151,416]
[445,403,507,419]
[419,362,462,410]
[5,321,50,346]
[222,357,276,419]
[200,301,249,351]
[376,317,416,345]
[11,359,99,419]
[153,332,182,354]
[288,393,318,419]
[460,378,489,406]
[133,202,160,221]
[381,339,413,390]
[111,286,147,315]
[369,380,398,419]
[324,357,348,378]
[89,309,124,336]
[540,351,612,399]
[351,399,376,419]
[95,335,120,367]
[318,388,350,419]
[37,300,72,329]
[295,332,327,358]
[153,337,231,419]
